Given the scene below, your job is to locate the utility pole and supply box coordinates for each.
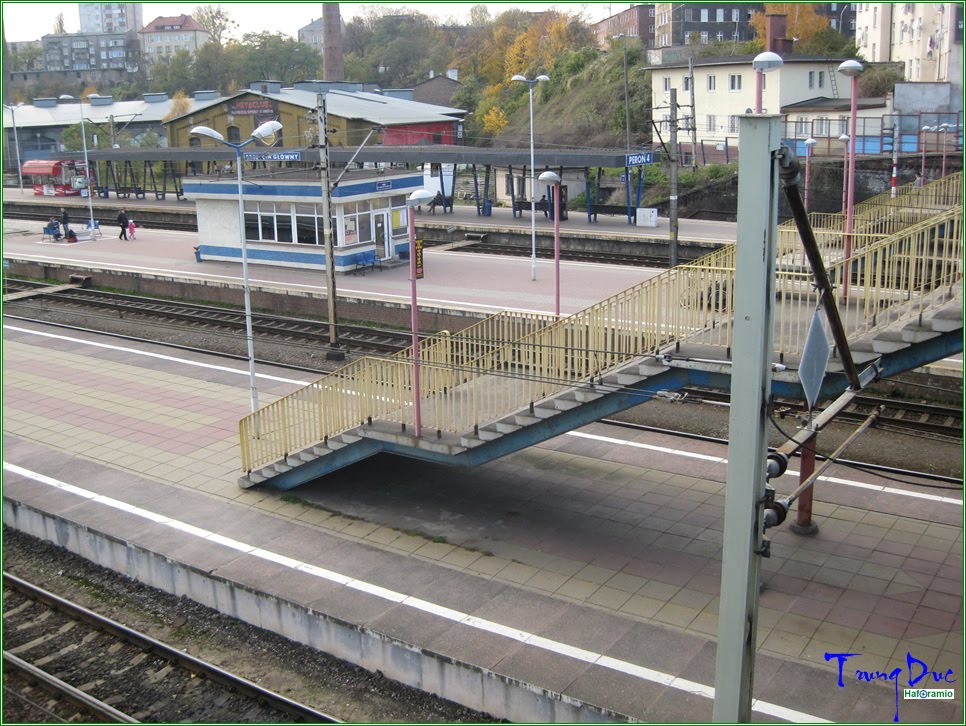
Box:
[712,114,782,722]
[317,93,343,360]
[669,88,679,267]
[622,37,631,150]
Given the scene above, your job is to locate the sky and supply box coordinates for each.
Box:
[1,2,629,42]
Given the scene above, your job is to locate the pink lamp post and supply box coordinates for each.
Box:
[939,123,950,177]
[752,52,783,113]
[804,137,817,211]
[539,170,562,316]
[838,133,850,213]
[838,59,863,303]
[406,188,434,438]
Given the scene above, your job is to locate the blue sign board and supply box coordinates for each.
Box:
[375,180,393,191]
[625,152,655,166]
[242,151,302,162]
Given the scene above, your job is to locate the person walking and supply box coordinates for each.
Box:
[117,209,129,240]
[127,218,137,240]
[60,207,70,234]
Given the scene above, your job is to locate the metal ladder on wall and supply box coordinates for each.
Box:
[827,63,840,98]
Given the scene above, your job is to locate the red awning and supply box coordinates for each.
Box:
[22,160,68,175]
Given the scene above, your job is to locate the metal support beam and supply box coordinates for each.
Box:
[713,115,782,723]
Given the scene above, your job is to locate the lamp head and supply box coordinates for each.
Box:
[804,138,817,148]
[190,125,225,143]
[511,74,527,82]
[752,51,783,73]
[252,119,282,143]
[538,170,561,184]
[407,188,434,207]
[535,74,550,83]
[837,59,863,77]
[838,134,849,142]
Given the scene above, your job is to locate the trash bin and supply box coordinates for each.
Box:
[99,186,110,198]
[482,200,492,216]
[636,208,658,228]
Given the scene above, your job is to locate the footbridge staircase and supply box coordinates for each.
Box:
[239,173,963,491]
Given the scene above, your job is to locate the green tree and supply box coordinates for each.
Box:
[194,4,237,45]
[60,119,104,151]
[797,27,859,57]
[237,32,322,85]
[148,50,195,96]
[858,64,904,98]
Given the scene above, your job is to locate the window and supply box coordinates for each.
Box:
[707,74,716,91]
[684,8,693,21]
[716,31,724,41]
[816,117,830,135]
[808,70,815,88]
[732,9,740,22]
[700,9,709,22]
[831,19,838,29]
[728,115,739,133]
[796,117,809,135]
[683,76,691,91]
[729,73,742,91]
[818,71,825,88]
[706,114,716,132]
[663,76,671,92]
[716,9,724,22]
[700,31,709,43]
[226,126,241,143]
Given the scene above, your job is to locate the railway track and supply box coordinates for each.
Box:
[2,572,340,723]
[3,280,412,356]
[447,240,668,267]
[673,386,963,441]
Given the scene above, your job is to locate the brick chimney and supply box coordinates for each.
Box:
[765,14,794,55]
[322,4,344,82]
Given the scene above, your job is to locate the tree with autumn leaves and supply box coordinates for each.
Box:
[749,3,829,47]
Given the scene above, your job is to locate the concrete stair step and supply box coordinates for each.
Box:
[532,407,560,419]
[272,461,293,474]
[514,414,540,426]
[554,398,581,411]
[871,329,911,354]
[930,306,963,333]
[459,435,486,448]
[495,421,522,434]
[900,323,940,344]
[574,388,603,403]
[478,428,504,441]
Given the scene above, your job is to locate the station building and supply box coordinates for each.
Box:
[169,80,466,272]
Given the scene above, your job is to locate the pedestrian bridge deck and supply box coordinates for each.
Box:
[239,173,963,491]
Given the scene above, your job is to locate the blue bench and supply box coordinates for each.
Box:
[42,224,62,242]
[348,250,381,275]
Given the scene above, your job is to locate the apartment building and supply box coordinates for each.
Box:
[856,3,962,84]
[79,3,143,34]
[138,15,209,67]
[653,3,762,48]
[591,4,656,49]
[42,30,139,72]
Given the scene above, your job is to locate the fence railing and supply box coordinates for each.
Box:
[240,181,962,473]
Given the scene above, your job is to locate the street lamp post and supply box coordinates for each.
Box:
[59,95,96,232]
[613,34,631,150]
[315,93,343,359]
[538,170,562,316]
[752,51,783,113]
[406,188,435,439]
[191,119,283,413]
[803,137,817,211]
[838,133,850,212]
[838,59,863,303]
[511,73,549,281]
[3,102,24,193]
[920,125,931,184]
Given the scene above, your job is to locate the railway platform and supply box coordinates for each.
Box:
[2,319,961,722]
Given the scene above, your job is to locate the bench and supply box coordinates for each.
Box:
[589,204,635,219]
[42,224,62,242]
[513,199,549,214]
[348,250,381,275]
[456,190,477,200]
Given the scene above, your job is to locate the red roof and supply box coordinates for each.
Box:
[22,160,70,175]
[140,15,204,33]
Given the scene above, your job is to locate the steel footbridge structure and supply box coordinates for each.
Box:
[238,172,962,491]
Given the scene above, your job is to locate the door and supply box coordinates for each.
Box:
[373,212,392,259]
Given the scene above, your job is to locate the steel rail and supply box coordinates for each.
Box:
[3,572,341,724]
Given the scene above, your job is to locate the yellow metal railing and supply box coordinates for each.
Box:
[240,181,962,474]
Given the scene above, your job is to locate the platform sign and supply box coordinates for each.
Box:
[241,151,302,162]
[415,239,424,279]
[625,151,655,166]
[375,180,392,191]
